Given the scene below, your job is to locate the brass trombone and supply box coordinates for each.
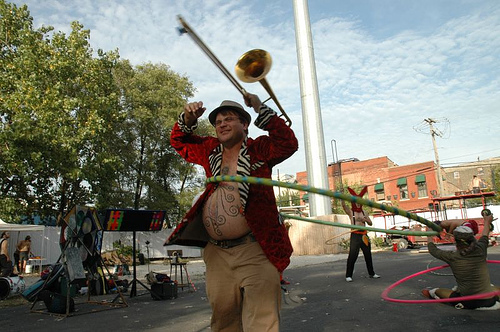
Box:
[177,15,292,126]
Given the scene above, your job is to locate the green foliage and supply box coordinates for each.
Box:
[109,60,199,223]
[0,1,201,226]
[331,178,345,214]
[339,238,350,251]
[332,180,374,215]
[275,175,300,208]
[339,237,386,251]
[371,236,387,248]
[112,240,137,255]
[492,166,500,204]
[1,2,123,222]
[331,199,344,214]
[277,191,300,207]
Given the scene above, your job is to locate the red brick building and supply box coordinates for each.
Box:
[296,156,449,212]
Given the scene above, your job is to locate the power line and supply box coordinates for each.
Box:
[413,117,450,139]
[440,149,500,162]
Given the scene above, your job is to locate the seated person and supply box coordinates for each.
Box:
[423,210,500,310]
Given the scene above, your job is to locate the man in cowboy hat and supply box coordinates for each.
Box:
[167,92,298,331]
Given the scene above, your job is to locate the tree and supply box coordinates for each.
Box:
[110,60,208,224]
[1,1,122,223]
[487,165,500,204]
[0,1,211,226]
[332,181,373,215]
[276,191,300,207]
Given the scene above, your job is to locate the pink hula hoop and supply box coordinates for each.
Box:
[381,260,500,304]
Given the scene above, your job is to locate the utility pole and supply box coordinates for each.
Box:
[425,118,444,197]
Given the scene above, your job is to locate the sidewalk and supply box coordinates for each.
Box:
[9,251,351,302]
[134,251,350,284]
[1,252,349,309]
[15,251,359,289]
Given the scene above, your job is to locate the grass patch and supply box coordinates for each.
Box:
[0,295,29,308]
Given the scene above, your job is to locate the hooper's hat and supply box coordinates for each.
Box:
[454,225,473,234]
[208,100,251,126]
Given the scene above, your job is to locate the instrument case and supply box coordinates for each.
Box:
[151,281,178,300]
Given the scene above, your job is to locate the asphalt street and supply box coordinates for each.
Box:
[1,245,499,332]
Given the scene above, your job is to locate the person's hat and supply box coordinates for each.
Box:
[454,225,475,249]
[208,100,251,126]
[454,225,473,234]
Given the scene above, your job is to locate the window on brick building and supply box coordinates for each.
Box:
[374,183,385,201]
[399,185,409,200]
[397,177,408,200]
[417,182,428,198]
[415,175,428,198]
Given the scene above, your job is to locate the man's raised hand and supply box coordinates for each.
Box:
[184,101,206,126]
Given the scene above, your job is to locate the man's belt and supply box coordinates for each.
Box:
[209,233,256,249]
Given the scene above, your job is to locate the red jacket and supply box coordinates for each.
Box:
[166,105,298,272]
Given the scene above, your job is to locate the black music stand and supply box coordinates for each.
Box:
[102,209,166,298]
[129,231,152,297]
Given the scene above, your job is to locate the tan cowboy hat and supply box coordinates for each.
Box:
[208,100,251,126]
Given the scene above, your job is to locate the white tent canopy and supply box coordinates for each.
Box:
[0,218,46,273]
[1,219,203,270]
[0,218,44,232]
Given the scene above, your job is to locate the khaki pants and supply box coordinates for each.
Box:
[203,241,281,332]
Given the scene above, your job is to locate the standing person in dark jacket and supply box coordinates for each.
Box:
[167,92,298,331]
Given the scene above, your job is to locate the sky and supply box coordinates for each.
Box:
[11,0,500,177]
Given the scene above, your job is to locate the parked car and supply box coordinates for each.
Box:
[384,225,427,249]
